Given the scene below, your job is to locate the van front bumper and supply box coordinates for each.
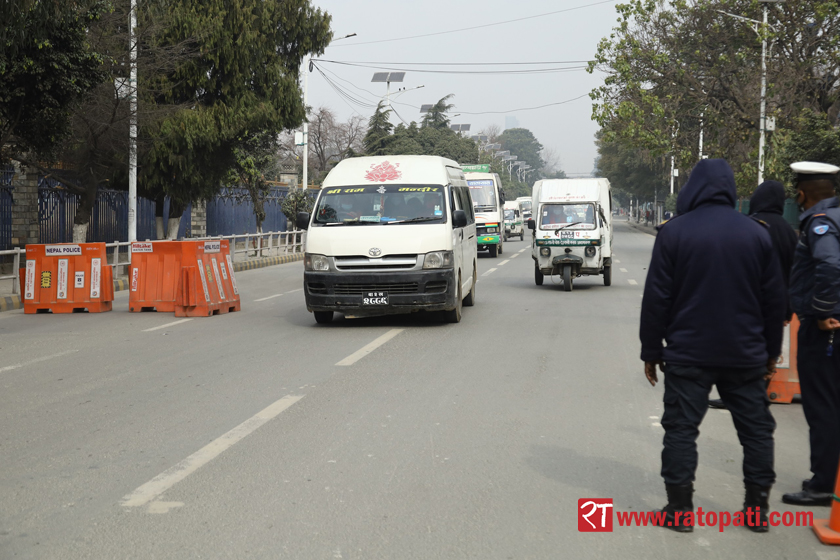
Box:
[478,234,500,247]
[303,269,457,316]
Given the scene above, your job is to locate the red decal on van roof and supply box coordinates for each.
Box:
[365,161,402,183]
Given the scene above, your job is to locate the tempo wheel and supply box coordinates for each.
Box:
[603,266,612,286]
[563,265,573,292]
[535,265,544,286]
[314,311,334,324]
[488,244,498,258]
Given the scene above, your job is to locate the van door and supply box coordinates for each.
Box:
[455,185,477,291]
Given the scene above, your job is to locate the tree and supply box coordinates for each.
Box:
[281,189,314,227]
[226,131,282,234]
[420,94,455,130]
[767,109,840,191]
[1,1,109,162]
[139,0,333,233]
[307,106,366,184]
[363,102,394,155]
[590,0,840,194]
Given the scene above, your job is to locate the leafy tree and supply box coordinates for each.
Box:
[281,188,314,226]
[226,131,281,233]
[767,109,840,192]
[498,128,544,175]
[420,94,455,130]
[140,0,332,228]
[363,101,394,155]
[1,1,109,161]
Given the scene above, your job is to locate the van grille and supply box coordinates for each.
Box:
[425,281,448,293]
[334,255,418,271]
[334,283,419,295]
[307,283,327,295]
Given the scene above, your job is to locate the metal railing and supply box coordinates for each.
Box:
[0,230,306,296]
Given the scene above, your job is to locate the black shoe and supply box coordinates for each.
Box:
[656,483,694,532]
[781,489,832,507]
[803,479,811,491]
[708,399,727,410]
[743,484,771,533]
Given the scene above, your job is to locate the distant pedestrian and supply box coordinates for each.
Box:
[709,180,798,410]
[781,161,840,507]
[640,159,786,532]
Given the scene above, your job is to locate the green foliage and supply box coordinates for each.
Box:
[420,94,454,130]
[590,0,840,194]
[363,102,395,155]
[281,188,314,224]
[595,129,666,201]
[140,0,332,210]
[767,109,840,192]
[227,131,280,230]
[498,128,544,174]
[0,1,110,160]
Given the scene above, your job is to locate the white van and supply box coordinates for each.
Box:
[464,171,505,258]
[503,200,524,241]
[516,196,533,222]
[297,156,478,323]
[528,178,613,291]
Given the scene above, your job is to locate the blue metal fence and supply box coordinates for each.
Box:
[0,166,12,249]
[206,186,290,236]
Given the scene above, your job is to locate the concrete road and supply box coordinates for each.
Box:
[0,219,825,559]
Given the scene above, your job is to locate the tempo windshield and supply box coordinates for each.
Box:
[467,180,497,208]
[313,185,446,225]
[504,209,515,220]
[540,203,596,230]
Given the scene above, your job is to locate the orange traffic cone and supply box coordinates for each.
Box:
[813,467,840,544]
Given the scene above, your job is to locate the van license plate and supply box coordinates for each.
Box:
[363,292,389,305]
[560,230,574,238]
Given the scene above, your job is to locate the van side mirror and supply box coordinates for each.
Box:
[296,212,310,230]
[452,210,467,228]
[527,219,536,231]
[500,190,506,205]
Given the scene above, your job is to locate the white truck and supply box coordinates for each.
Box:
[528,178,613,292]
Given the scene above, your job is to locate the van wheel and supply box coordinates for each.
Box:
[535,265,544,286]
[498,241,503,255]
[488,244,498,258]
[314,311,334,324]
[520,231,524,241]
[443,275,462,323]
[603,266,612,286]
[563,265,573,292]
[463,264,476,307]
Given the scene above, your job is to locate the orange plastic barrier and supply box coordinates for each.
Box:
[768,316,801,404]
[128,240,240,317]
[21,243,113,313]
[129,241,184,313]
[813,458,840,544]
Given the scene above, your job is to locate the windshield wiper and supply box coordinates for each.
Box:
[553,222,582,234]
[385,217,441,224]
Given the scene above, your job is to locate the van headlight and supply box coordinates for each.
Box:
[485,227,498,233]
[423,251,454,269]
[304,253,330,272]
[585,246,597,257]
[539,247,551,257]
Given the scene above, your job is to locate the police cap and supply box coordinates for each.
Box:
[791,161,840,184]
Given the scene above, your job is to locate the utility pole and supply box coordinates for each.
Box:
[128,0,138,241]
[758,2,768,185]
[301,55,310,191]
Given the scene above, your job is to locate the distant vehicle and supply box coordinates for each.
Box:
[528,178,613,292]
[503,200,524,241]
[297,155,477,324]
[464,171,505,258]
[516,196,533,222]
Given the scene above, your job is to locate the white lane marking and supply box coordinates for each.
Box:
[121,394,304,507]
[615,259,621,263]
[510,253,520,258]
[628,279,638,285]
[482,268,498,277]
[285,288,303,294]
[143,318,193,332]
[620,268,628,273]
[518,248,528,253]
[254,294,283,302]
[498,259,510,266]
[336,329,404,366]
[0,350,79,373]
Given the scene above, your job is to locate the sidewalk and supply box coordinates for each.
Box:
[0,252,304,312]
[625,218,659,237]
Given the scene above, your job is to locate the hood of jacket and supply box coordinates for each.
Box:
[749,180,786,216]
[676,159,737,215]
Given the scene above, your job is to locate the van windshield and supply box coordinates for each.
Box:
[467,180,497,210]
[312,185,447,225]
[519,200,532,213]
[540,203,597,230]
[504,209,515,221]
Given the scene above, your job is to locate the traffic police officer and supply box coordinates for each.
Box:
[782,161,840,507]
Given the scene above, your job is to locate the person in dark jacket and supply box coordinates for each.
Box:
[709,180,798,410]
[781,161,840,507]
[640,159,786,532]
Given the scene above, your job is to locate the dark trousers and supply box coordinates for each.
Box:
[661,364,776,487]
[798,317,840,493]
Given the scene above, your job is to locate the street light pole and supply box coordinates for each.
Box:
[128,0,137,242]
[758,2,768,185]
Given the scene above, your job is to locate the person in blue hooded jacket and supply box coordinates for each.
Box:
[640,159,786,532]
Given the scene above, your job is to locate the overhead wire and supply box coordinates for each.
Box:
[316,60,589,75]
[328,0,621,47]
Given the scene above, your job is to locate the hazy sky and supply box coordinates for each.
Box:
[305,0,620,176]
